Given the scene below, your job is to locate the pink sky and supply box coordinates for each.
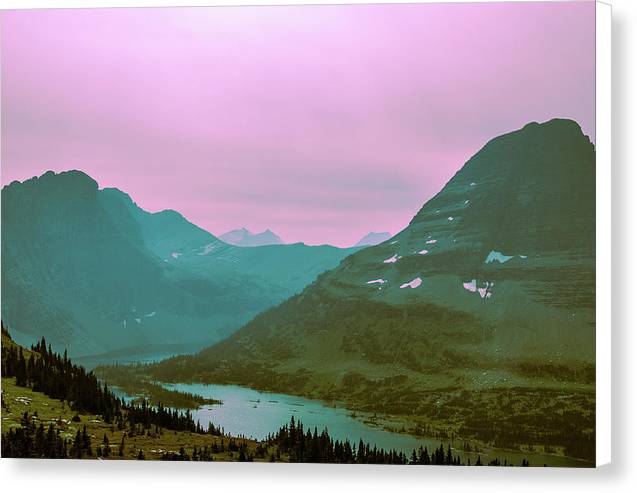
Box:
[0,2,595,247]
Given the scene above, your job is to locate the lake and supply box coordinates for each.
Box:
[160,382,591,468]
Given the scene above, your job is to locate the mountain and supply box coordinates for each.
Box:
[149,119,595,409]
[353,232,392,247]
[0,171,358,357]
[220,228,284,247]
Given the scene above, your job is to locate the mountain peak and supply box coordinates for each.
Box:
[522,117,585,134]
[2,170,100,207]
[220,227,284,247]
[354,232,392,247]
[410,118,594,230]
[486,118,591,156]
[3,169,98,194]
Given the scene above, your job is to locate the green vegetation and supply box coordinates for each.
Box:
[2,326,537,465]
[141,353,595,462]
[1,377,244,461]
[94,364,220,409]
[1,378,529,465]
[139,294,595,462]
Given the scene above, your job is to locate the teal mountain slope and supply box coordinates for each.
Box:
[1,171,359,356]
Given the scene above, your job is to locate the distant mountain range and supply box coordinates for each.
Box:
[219,228,284,247]
[220,229,394,249]
[0,172,359,356]
[353,232,392,247]
[148,119,596,402]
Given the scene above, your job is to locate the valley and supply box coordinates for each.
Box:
[100,119,596,463]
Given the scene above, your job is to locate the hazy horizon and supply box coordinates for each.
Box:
[0,2,595,247]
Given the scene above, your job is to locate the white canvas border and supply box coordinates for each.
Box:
[0,0,615,482]
[595,0,612,468]
[0,0,618,11]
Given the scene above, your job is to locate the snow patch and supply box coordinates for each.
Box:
[366,279,387,285]
[463,279,477,292]
[134,318,141,324]
[464,199,470,205]
[145,311,156,318]
[470,182,477,186]
[425,239,437,245]
[383,254,400,264]
[463,280,494,299]
[400,277,422,289]
[478,282,494,299]
[418,249,429,255]
[171,252,182,259]
[390,240,398,245]
[197,243,216,256]
[448,216,454,221]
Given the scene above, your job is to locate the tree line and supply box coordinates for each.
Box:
[3,336,122,421]
[158,416,530,466]
[263,415,509,465]
[1,323,221,459]
[2,323,530,465]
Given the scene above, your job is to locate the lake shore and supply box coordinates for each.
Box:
[150,381,593,467]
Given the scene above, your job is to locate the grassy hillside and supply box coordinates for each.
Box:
[1,377,257,461]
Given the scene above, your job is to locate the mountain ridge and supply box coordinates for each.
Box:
[1,171,359,357]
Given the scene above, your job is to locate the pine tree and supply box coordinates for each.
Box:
[102,433,110,457]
